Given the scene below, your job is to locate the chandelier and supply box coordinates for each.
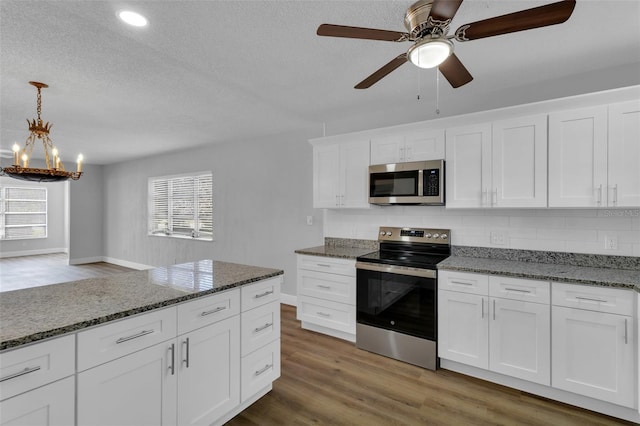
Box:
[0,81,83,182]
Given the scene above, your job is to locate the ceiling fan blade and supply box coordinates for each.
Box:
[355,54,408,89]
[430,0,464,22]
[317,24,409,42]
[454,0,576,41]
[438,54,473,88]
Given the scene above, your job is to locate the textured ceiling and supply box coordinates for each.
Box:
[1,1,639,165]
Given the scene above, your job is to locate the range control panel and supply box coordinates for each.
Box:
[378,227,451,244]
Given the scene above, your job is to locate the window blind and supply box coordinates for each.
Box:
[148,172,212,240]
[0,186,48,240]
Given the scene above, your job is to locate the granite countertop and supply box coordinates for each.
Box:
[0,259,283,351]
[295,237,378,260]
[438,256,640,292]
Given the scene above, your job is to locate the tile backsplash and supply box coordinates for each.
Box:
[324,207,640,257]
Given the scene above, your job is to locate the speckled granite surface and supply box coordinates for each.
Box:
[0,259,283,351]
[439,253,640,292]
[295,237,378,259]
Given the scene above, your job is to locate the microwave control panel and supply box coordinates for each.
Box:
[424,169,440,196]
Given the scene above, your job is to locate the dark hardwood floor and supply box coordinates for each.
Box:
[227,304,632,426]
[0,253,135,292]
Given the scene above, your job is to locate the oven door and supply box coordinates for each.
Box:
[356,262,436,341]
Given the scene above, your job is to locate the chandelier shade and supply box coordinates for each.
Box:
[1,82,83,182]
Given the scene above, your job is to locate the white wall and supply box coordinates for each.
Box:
[101,129,323,296]
[68,164,104,263]
[325,207,640,257]
[0,176,68,257]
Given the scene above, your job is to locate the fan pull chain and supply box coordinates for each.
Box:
[417,69,421,101]
[435,70,440,115]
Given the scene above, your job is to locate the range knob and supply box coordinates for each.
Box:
[385,231,393,236]
[432,233,440,239]
[425,233,432,238]
[440,233,448,240]
[379,231,386,236]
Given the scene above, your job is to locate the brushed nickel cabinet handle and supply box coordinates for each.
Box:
[255,364,273,376]
[116,329,154,344]
[481,298,485,319]
[255,290,274,299]
[575,295,607,303]
[254,322,273,333]
[317,311,331,317]
[450,280,473,286]
[183,338,190,368]
[0,366,41,383]
[201,306,226,316]
[493,299,496,321]
[168,343,175,375]
[624,318,628,345]
[504,287,532,293]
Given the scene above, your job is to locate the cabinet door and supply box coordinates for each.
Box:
[340,139,371,208]
[404,128,445,162]
[489,298,550,385]
[0,377,74,426]
[551,306,635,408]
[438,290,488,368]
[548,106,608,207]
[608,100,640,207]
[77,342,177,426]
[492,115,547,207]
[177,316,240,426]
[370,134,404,164]
[313,143,340,208]
[445,123,492,208]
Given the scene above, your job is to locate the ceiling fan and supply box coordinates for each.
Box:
[317,0,576,89]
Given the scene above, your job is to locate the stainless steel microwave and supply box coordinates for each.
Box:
[368,160,445,205]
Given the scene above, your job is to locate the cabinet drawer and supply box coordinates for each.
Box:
[298,255,356,276]
[489,276,550,304]
[241,301,280,356]
[552,283,633,316]
[241,339,280,403]
[0,376,75,425]
[0,334,75,402]
[77,307,177,371]
[298,295,355,334]
[177,289,240,335]
[241,276,282,312]
[298,269,355,304]
[438,270,489,295]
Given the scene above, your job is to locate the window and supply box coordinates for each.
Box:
[0,186,47,240]
[148,172,212,240]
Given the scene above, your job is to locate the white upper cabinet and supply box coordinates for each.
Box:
[370,128,445,164]
[608,100,640,207]
[548,106,608,207]
[445,123,492,208]
[446,116,547,209]
[491,115,548,208]
[312,138,370,209]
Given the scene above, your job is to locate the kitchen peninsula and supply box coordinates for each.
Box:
[0,260,283,426]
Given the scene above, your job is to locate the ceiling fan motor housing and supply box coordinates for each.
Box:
[404,0,444,39]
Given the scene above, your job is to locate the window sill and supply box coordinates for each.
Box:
[148,233,212,242]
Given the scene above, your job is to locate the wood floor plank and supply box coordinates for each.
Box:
[227,304,633,426]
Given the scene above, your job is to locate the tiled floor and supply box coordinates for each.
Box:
[0,253,135,292]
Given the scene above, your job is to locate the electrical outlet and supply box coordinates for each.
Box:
[490,231,505,245]
[306,215,313,226]
[604,235,618,250]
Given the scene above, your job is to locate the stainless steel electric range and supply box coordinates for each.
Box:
[355,226,451,370]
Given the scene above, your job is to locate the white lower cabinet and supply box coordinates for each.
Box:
[438,271,551,385]
[551,283,635,408]
[0,377,75,426]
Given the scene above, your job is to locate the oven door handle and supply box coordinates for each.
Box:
[356,262,436,279]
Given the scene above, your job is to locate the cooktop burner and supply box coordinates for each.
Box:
[356,226,451,270]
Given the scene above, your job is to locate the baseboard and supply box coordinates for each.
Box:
[0,247,68,259]
[103,257,154,270]
[280,293,297,306]
[68,256,104,265]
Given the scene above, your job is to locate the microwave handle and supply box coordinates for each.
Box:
[417,169,424,197]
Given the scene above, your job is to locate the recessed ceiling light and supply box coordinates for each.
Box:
[118,10,148,27]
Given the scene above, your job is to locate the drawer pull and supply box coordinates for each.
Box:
[504,287,531,293]
[316,264,332,268]
[183,338,190,368]
[116,329,154,344]
[317,311,331,317]
[451,280,473,286]
[481,298,485,319]
[255,290,274,299]
[0,366,41,383]
[255,364,273,376]
[575,295,607,303]
[168,343,175,375]
[254,322,273,333]
[201,306,226,316]
[625,318,628,345]
[493,299,496,321]
[317,284,331,289]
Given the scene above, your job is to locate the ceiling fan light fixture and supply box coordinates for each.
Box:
[118,10,148,27]
[408,38,453,69]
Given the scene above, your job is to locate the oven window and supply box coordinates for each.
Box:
[370,171,418,197]
[356,269,436,340]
